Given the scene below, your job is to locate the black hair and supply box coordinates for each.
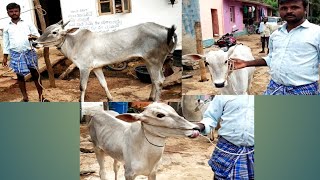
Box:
[6,3,21,11]
[279,0,308,9]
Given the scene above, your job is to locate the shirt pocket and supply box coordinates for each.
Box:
[271,34,287,50]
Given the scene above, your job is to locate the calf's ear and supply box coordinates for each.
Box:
[67,28,79,34]
[182,54,205,61]
[116,114,140,123]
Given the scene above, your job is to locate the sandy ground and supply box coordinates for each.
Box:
[80,124,216,180]
[0,74,181,102]
[183,34,270,95]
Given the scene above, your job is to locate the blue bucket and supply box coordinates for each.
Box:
[108,102,128,114]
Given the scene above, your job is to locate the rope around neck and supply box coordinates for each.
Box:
[199,134,254,156]
[141,123,165,148]
[29,41,47,101]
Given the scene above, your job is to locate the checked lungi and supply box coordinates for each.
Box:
[209,137,254,180]
[264,79,319,95]
[9,49,38,76]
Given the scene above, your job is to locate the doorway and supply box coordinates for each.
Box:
[35,0,62,32]
[211,9,219,37]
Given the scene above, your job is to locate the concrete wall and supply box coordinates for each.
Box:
[199,0,224,47]
[182,0,201,53]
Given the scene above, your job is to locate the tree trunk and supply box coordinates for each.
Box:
[33,0,56,87]
[194,22,208,82]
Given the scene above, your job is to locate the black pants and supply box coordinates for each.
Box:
[261,36,269,51]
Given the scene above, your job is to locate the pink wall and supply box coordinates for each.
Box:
[199,0,224,41]
[222,0,244,34]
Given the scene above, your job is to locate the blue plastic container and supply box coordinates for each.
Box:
[108,102,128,114]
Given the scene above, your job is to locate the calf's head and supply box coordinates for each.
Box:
[34,20,70,48]
[182,50,230,88]
[116,102,200,138]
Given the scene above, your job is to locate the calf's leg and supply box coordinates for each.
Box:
[113,160,120,180]
[148,171,156,180]
[79,69,90,102]
[93,68,113,101]
[94,147,108,180]
[146,63,165,101]
[124,166,137,180]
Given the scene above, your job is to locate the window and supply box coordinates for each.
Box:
[98,0,131,15]
[230,6,235,23]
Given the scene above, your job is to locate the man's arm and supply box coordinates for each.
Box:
[28,23,40,37]
[2,28,10,67]
[197,97,223,135]
[231,58,267,70]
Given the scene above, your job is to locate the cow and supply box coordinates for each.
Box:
[182,45,255,95]
[34,20,177,102]
[82,102,200,180]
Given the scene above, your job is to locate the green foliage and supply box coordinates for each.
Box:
[309,0,320,24]
[263,0,278,8]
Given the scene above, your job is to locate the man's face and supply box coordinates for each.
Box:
[7,8,20,20]
[279,0,305,24]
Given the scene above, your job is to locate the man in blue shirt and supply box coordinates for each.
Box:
[231,0,320,95]
[197,95,254,180]
[2,3,49,102]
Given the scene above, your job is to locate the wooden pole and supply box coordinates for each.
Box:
[194,22,208,82]
[33,0,56,87]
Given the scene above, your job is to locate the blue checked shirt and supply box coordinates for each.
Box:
[201,95,254,147]
[263,20,320,86]
[3,19,40,54]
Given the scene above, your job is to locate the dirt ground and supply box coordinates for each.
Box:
[183,34,270,95]
[0,50,181,102]
[80,124,216,180]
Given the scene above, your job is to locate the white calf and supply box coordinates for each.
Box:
[182,45,255,95]
[83,102,200,180]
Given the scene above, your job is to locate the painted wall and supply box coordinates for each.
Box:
[223,0,243,35]
[182,0,200,53]
[199,0,224,47]
[59,0,182,49]
[182,0,201,37]
[0,0,36,29]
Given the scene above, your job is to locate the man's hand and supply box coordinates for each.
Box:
[28,34,38,41]
[195,122,205,132]
[230,58,247,70]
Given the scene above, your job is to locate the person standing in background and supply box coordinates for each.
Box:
[258,17,271,53]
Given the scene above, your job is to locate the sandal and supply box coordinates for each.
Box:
[40,97,50,102]
[20,99,29,102]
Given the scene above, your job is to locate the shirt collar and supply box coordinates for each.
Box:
[9,18,23,24]
[280,19,311,32]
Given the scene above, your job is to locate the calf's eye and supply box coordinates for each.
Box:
[156,113,165,118]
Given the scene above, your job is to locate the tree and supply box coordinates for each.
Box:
[308,0,320,24]
[263,0,278,9]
